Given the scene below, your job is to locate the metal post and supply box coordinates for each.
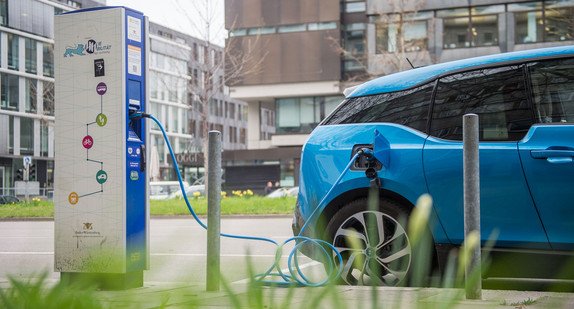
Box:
[206,131,221,292]
[463,114,481,299]
[25,165,29,202]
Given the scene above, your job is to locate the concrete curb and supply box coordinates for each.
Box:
[0,214,292,222]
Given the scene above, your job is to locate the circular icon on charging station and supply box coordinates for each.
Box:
[68,192,79,205]
[96,82,107,95]
[96,170,108,184]
[82,135,93,149]
[96,113,107,127]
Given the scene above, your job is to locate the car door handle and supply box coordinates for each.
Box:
[531,149,574,163]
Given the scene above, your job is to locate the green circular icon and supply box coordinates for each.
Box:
[96,170,108,184]
[96,113,107,127]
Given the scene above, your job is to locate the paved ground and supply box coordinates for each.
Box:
[1,216,574,308]
[93,282,574,308]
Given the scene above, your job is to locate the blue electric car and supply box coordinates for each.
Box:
[292,45,574,286]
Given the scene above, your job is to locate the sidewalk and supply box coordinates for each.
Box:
[95,281,574,309]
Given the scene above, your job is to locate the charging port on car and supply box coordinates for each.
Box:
[350,144,383,171]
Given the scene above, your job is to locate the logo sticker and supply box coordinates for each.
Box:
[64,44,85,57]
[63,40,111,58]
[94,59,105,77]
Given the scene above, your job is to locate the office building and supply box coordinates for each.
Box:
[0,0,247,196]
[224,0,574,188]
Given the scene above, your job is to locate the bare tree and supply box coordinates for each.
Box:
[154,0,266,179]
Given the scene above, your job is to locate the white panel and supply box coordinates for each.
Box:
[54,8,126,273]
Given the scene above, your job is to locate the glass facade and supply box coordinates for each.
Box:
[1,73,19,111]
[43,81,54,116]
[343,23,366,71]
[0,0,7,25]
[276,96,343,134]
[20,117,34,155]
[8,34,19,70]
[43,43,54,77]
[439,5,504,48]
[375,12,432,53]
[25,79,37,113]
[25,38,37,74]
[512,1,574,43]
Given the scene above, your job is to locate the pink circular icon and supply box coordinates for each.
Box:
[82,135,94,149]
[96,82,107,95]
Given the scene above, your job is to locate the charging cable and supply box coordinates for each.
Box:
[130,111,369,287]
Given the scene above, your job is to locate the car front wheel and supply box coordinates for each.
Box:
[326,198,412,286]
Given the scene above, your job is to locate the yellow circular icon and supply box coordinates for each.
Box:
[68,192,79,205]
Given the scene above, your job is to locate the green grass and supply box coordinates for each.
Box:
[150,196,296,216]
[500,297,541,307]
[0,200,54,218]
[0,196,296,218]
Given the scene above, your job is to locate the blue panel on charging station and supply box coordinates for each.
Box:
[125,9,147,272]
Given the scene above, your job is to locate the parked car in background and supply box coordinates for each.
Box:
[0,195,21,204]
[150,181,189,200]
[293,45,574,286]
[266,187,299,198]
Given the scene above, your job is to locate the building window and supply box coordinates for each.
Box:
[171,107,179,133]
[248,26,276,35]
[229,29,247,37]
[150,102,160,130]
[25,79,37,113]
[439,5,503,49]
[511,1,574,44]
[374,12,431,53]
[277,24,306,33]
[1,73,18,111]
[25,38,37,74]
[8,115,13,154]
[239,128,246,144]
[20,117,34,155]
[168,75,178,102]
[229,102,236,119]
[8,34,18,70]
[345,1,366,13]
[43,43,54,77]
[343,23,366,71]
[0,0,7,25]
[308,22,337,31]
[150,71,158,99]
[43,81,54,116]
[40,121,48,156]
[153,135,165,163]
[276,96,343,134]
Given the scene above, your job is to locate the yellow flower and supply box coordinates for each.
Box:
[193,191,201,197]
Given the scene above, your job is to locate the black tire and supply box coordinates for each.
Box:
[325,197,412,286]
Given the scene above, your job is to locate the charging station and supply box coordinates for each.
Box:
[54,7,149,289]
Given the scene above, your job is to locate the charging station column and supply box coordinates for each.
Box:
[54,7,149,289]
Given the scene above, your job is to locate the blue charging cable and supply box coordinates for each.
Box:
[131,111,363,287]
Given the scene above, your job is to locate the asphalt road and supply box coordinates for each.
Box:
[0,216,323,284]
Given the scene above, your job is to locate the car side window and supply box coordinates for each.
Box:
[430,65,533,141]
[322,83,433,133]
[528,58,574,124]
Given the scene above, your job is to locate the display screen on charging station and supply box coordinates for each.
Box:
[54,7,148,275]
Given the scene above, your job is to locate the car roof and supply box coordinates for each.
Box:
[347,45,574,98]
